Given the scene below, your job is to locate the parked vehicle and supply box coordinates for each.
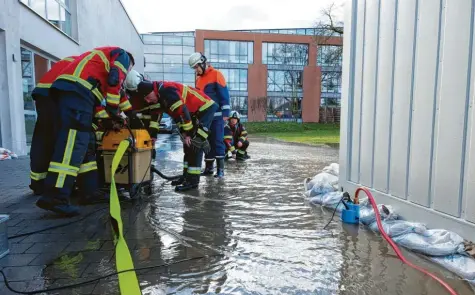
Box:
[159,113,177,133]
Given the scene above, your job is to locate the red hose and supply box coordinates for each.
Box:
[355,187,458,295]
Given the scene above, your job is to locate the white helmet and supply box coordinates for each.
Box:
[188,52,207,68]
[124,69,143,91]
[230,111,241,120]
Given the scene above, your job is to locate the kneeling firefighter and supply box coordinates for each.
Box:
[36,46,135,217]
[224,111,250,161]
[125,70,218,192]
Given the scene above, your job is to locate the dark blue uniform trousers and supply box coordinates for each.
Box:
[205,115,226,165]
[188,103,218,174]
[29,94,58,193]
[39,91,97,205]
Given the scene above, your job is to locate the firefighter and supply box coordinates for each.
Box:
[224,111,250,161]
[29,55,78,196]
[188,52,230,178]
[125,70,218,192]
[35,46,135,217]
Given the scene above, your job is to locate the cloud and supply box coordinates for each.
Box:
[121,0,345,33]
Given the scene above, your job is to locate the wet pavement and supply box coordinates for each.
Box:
[0,134,474,294]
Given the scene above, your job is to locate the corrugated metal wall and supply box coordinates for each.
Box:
[340,0,475,241]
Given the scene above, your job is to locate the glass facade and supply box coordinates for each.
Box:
[262,42,308,65]
[218,69,247,91]
[267,97,302,122]
[236,28,341,36]
[230,96,248,121]
[142,33,196,86]
[202,40,253,117]
[317,45,343,67]
[318,45,343,107]
[204,40,253,64]
[20,0,72,37]
[267,70,303,92]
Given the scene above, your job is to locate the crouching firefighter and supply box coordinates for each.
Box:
[224,111,250,161]
[29,55,78,195]
[36,46,135,217]
[124,70,217,192]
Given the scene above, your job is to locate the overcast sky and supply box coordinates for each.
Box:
[121,0,345,33]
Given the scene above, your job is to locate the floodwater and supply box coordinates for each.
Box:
[137,134,474,295]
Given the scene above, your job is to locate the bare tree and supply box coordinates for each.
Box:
[314,2,344,122]
[314,2,344,40]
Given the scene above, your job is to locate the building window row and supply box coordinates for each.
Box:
[262,42,309,66]
[204,40,254,64]
[218,69,248,91]
[267,97,302,121]
[317,45,343,67]
[20,0,72,37]
[267,70,303,92]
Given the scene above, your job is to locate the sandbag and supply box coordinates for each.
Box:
[358,200,398,225]
[430,255,475,284]
[392,229,466,256]
[0,147,18,160]
[369,220,427,237]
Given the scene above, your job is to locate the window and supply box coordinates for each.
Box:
[317,45,343,66]
[144,53,162,63]
[204,40,253,64]
[142,35,162,44]
[142,34,197,84]
[321,72,342,93]
[217,69,247,91]
[267,96,302,121]
[267,70,303,92]
[262,42,309,65]
[163,54,182,64]
[163,36,182,45]
[22,0,72,37]
[163,45,182,55]
[230,96,248,120]
[21,47,56,146]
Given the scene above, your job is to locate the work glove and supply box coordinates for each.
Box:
[191,136,211,154]
[105,105,121,120]
[125,110,144,129]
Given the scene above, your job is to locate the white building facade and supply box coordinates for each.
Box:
[340,0,475,241]
[0,0,144,156]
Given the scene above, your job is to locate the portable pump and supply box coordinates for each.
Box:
[340,192,360,224]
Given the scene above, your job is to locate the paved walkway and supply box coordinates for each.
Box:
[0,153,185,294]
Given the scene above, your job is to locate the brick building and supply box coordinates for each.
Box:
[141,28,343,123]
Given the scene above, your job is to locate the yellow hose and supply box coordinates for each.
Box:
[109,140,142,295]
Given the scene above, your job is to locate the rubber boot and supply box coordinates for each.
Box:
[78,190,110,205]
[201,160,214,176]
[175,174,199,192]
[29,182,44,196]
[36,198,80,217]
[244,151,250,159]
[236,151,246,161]
[214,158,225,178]
[171,171,187,186]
